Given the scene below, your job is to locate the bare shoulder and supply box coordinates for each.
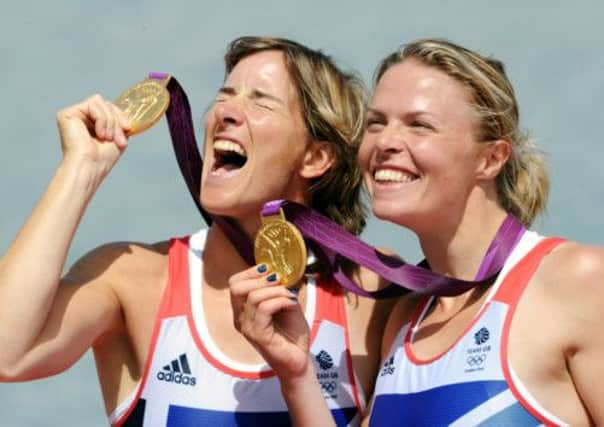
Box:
[64,240,170,287]
[534,241,604,339]
[537,241,604,296]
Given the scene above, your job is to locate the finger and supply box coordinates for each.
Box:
[250,297,299,333]
[107,102,130,147]
[230,271,281,320]
[229,264,275,296]
[111,102,132,130]
[229,264,268,284]
[97,99,116,141]
[246,282,296,309]
[86,95,111,140]
[235,281,293,332]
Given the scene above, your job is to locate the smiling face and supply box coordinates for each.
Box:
[358,59,486,234]
[201,50,311,227]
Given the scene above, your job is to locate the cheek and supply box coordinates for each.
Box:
[357,137,373,174]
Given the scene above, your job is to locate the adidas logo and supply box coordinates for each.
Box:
[380,356,395,376]
[156,354,197,386]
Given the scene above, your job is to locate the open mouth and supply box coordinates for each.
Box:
[373,168,418,184]
[212,139,248,172]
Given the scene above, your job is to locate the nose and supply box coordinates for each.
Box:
[213,98,244,127]
[375,123,406,155]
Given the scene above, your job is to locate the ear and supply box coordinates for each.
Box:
[476,139,511,180]
[299,140,335,179]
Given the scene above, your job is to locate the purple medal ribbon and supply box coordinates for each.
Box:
[150,73,526,297]
[262,200,525,297]
[152,72,255,265]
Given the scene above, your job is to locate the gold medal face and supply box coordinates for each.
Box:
[254,210,307,288]
[115,77,170,136]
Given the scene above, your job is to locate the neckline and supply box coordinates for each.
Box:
[405,231,542,365]
[188,229,317,374]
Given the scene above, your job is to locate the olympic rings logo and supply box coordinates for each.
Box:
[466,354,487,366]
[321,381,337,393]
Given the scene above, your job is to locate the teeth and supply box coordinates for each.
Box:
[374,169,416,183]
[213,140,246,157]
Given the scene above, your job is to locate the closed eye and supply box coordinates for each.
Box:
[254,101,274,111]
[410,120,435,131]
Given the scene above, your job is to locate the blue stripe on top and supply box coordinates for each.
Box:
[369,380,509,426]
[476,402,541,427]
[167,405,358,427]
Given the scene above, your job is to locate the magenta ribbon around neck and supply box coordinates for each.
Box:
[150,73,526,298]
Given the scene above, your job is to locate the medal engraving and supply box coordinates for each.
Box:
[115,76,170,136]
[254,209,307,287]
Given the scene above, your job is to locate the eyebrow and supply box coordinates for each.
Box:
[366,108,385,117]
[217,86,285,105]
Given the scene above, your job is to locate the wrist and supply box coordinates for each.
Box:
[58,155,106,198]
[278,356,318,398]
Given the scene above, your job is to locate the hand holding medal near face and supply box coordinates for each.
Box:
[115,73,526,297]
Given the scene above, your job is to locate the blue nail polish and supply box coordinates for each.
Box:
[257,264,267,273]
[289,288,299,296]
[267,273,277,282]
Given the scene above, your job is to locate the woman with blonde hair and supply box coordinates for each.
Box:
[230,38,604,426]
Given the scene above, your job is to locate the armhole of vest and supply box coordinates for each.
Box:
[317,278,366,416]
[498,237,567,426]
[111,236,191,426]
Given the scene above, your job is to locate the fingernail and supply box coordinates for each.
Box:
[256,264,267,273]
[288,288,299,296]
[289,296,298,303]
[267,273,277,282]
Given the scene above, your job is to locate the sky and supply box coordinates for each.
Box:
[1,1,603,425]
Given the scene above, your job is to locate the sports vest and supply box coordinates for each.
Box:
[370,232,568,426]
[110,229,364,426]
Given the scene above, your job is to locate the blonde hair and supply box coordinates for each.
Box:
[225,36,367,234]
[375,38,548,226]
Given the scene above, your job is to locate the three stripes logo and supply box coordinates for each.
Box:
[156,354,197,386]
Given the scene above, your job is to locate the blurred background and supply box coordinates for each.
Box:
[1,1,602,425]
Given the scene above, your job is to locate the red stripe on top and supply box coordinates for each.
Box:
[161,236,192,318]
[493,237,565,304]
[404,296,494,365]
[498,237,566,426]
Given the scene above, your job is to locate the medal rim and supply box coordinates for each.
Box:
[114,79,170,136]
[254,218,307,288]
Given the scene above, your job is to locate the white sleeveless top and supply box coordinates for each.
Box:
[370,232,568,426]
[109,229,364,426]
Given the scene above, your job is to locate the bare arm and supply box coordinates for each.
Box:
[0,95,130,379]
[555,244,604,424]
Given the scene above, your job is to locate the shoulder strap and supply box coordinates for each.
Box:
[494,237,566,304]
[160,236,192,317]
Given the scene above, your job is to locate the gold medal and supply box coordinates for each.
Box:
[115,75,171,136]
[254,208,307,288]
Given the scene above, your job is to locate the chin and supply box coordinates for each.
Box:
[202,193,265,222]
[371,201,421,230]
